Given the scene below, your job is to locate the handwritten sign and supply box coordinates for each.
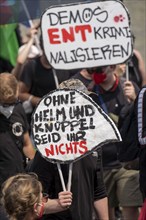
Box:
[31,89,121,163]
[41,0,132,70]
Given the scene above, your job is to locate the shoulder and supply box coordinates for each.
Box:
[12,102,28,128]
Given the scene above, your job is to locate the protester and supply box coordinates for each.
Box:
[28,78,109,220]
[87,65,143,220]
[11,27,41,80]
[0,73,35,219]
[118,85,146,220]
[1,173,72,220]
[136,86,146,220]
[18,37,71,127]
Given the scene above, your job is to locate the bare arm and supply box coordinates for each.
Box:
[11,28,38,80]
[134,49,146,86]
[94,197,109,220]
[44,191,72,214]
[23,131,35,159]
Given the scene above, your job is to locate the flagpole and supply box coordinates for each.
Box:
[126,62,129,81]
[67,163,73,191]
[20,0,42,54]
[57,163,66,191]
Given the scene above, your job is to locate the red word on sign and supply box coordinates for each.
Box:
[45,140,88,157]
[47,25,92,44]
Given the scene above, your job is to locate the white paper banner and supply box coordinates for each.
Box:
[41,0,132,70]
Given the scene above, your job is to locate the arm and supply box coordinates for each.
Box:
[134,49,146,86]
[12,28,38,80]
[23,131,35,159]
[44,191,72,214]
[19,80,41,106]
[94,197,109,220]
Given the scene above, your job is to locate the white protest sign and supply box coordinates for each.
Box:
[41,0,132,70]
[31,89,121,163]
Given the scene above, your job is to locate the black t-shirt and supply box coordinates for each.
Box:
[20,57,72,126]
[0,103,28,188]
[29,149,106,220]
[20,57,71,98]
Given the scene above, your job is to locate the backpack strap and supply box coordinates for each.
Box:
[94,86,109,114]
[137,87,146,146]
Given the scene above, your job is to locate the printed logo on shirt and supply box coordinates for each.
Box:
[12,122,23,137]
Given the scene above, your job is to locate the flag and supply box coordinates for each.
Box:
[0,0,83,25]
[0,23,19,66]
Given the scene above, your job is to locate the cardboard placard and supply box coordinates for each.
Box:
[41,0,132,70]
[31,89,121,163]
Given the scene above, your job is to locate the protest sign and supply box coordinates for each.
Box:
[31,88,121,164]
[41,0,132,70]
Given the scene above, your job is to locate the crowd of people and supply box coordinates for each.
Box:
[0,3,146,220]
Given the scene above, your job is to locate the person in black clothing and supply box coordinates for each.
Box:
[136,86,146,220]
[0,73,35,219]
[87,65,143,220]
[30,150,108,220]
[29,79,109,220]
[18,52,71,127]
[137,86,146,197]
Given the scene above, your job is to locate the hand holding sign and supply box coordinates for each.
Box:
[31,87,121,190]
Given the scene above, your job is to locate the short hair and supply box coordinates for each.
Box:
[0,73,18,104]
[1,173,42,220]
